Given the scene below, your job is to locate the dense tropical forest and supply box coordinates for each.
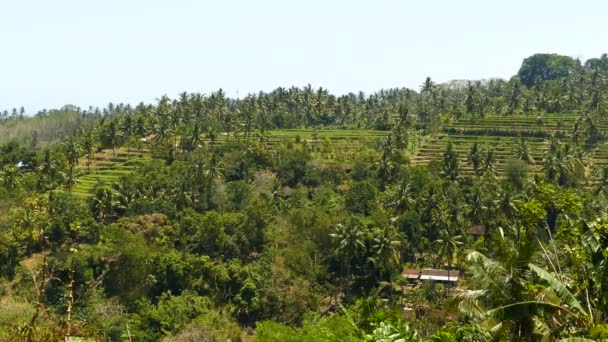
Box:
[2,53,608,341]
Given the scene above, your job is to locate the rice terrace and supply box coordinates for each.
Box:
[2,1,608,340]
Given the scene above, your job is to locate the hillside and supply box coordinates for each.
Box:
[2,53,608,341]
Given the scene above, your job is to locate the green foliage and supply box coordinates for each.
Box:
[277,149,310,187]
[518,53,578,87]
[3,53,608,340]
[345,181,378,215]
[254,314,363,342]
[0,108,79,145]
[505,158,528,190]
[131,291,212,340]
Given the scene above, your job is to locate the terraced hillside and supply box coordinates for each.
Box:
[62,119,608,192]
[207,128,391,164]
[415,112,608,176]
[410,135,547,174]
[69,148,153,198]
[445,113,608,135]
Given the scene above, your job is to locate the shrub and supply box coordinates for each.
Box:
[345,181,377,215]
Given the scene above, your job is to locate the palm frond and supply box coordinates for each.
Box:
[528,263,586,316]
[488,301,562,321]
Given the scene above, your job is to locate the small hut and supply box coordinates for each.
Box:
[467,224,486,238]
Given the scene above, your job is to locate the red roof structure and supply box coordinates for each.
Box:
[402,269,421,279]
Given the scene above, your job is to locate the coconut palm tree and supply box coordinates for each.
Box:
[385,180,415,216]
[420,186,445,242]
[542,142,585,186]
[121,115,133,158]
[82,128,95,174]
[441,142,461,182]
[368,226,401,281]
[330,221,366,281]
[434,228,463,282]
[63,137,80,170]
[135,116,147,139]
[104,120,120,158]
[63,137,81,193]
[481,149,497,178]
[451,223,590,340]
[494,188,521,225]
[420,77,437,100]
[467,141,484,176]
[172,177,193,210]
[0,165,22,190]
[92,187,122,222]
[464,82,477,119]
[513,138,535,165]
[63,168,78,193]
[593,167,608,196]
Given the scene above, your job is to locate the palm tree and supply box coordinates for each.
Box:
[542,142,585,186]
[434,228,463,283]
[494,188,521,225]
[0,165,22,190]
[467,141,484,176]
[63,168,78,193]
[377,150,394,183]
[420,186,444,242]
[392,125,408,149]
[82,129,95,174]
[63,137,80,169]
[173,177,193,210]
[507,79,522,115]
[240,96,257,142]
[581,220,608,321]
[177,91,191,125]
[420,77,437,100]
[513,138,535,165]
[39,149,54,177]
[92,187,121,222]
[104,120,120,157]
[154,118,170,146]
[330,221,366,281]
[583,114,600,150]
[63,138,81,193]
[481,149,497,178]
[396,102,415,132]
[315,87,329,125]
[366,322,421,342]
[385,180,415,215]
[169,107,181,150]
[441,142,460,182]
[464,82,477,120]
[451,223,590,340]
[121,115,133,158]
[593,167,608,196]
[369,225,401,281]
[135,116,147,139]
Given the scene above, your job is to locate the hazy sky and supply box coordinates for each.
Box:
[1,0,606,113]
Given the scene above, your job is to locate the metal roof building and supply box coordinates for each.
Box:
[402,268,460,282]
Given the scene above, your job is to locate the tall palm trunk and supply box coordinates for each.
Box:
[87,151,92,175]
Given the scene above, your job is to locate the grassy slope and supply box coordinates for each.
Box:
[0,110,80,145]
[68,148,153,198]
[414,112,608,176]
[64,115,608,197]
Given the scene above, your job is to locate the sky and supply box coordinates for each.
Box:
[0,0,606,113]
